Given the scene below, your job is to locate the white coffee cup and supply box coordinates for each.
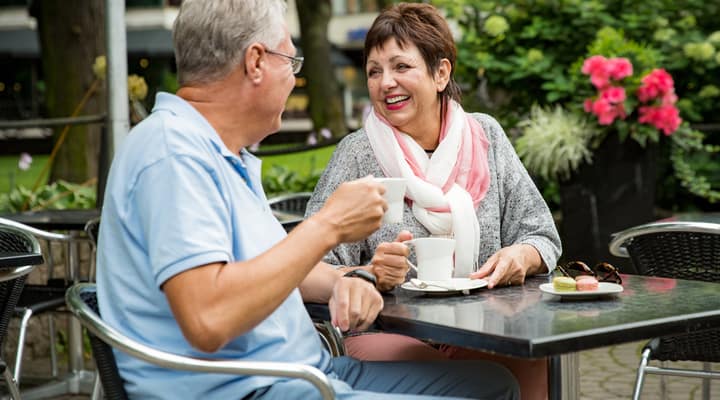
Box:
[374,177,407,224]
[404,237,455,281]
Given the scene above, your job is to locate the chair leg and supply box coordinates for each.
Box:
[660,361,667,400]
[3,365,21,400]
[632,348,651,400]
[48,314,58,377]
[702,362,711,400]
[13,308,33,383]
[91,373,104,400]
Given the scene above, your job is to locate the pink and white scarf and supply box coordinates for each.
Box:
[365,100,491,276]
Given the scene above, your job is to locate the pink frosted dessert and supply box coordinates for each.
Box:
[575,275,599,291]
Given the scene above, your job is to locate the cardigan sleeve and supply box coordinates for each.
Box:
[480,115,562,271]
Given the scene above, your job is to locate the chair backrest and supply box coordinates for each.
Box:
[66,283,335,400]
[75,285,129,400]
[268,192,312,216]
[609,221,720,281]
[0,223,42,346]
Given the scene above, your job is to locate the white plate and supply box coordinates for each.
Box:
[539,282,624,299]
[401,278,488,295]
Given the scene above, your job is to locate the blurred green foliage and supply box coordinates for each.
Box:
[434,0,720,209]
[0,180,96,213]
[259,145,336,197]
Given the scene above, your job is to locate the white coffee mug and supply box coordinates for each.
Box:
[374,177,407,224]
[404,237,455,281]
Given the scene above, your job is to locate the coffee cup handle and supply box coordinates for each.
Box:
[406,260,418,273]
[400,239,418,272]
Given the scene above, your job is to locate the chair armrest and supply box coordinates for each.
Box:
[66,284,335,400]
[609,221,720,258]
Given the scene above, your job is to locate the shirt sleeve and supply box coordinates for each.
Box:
[485,116,563,271]
[132,154,233,287]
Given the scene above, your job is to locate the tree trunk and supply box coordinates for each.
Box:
[31,0,106,184]
[296,0,347,138]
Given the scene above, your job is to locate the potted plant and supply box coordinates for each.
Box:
[515,28,719,270]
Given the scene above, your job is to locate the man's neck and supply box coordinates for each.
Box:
[176,70,260,154]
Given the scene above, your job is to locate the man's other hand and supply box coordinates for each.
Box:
[329,276,383,332]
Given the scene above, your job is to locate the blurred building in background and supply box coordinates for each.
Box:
[0,0,383,148]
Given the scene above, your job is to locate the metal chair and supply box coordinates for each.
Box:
[65,283,336,400]
[0,221,44,399]
[0,216,91,385]
[83,218,342,398]
[268,192,311,232]
[609,220,720,400]
[268,192,312,216]
[84,218,100,282]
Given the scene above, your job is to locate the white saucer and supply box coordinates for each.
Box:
[539,282,624,299]
[401,278,487,295]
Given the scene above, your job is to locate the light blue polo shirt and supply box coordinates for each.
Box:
[96,92,331,399]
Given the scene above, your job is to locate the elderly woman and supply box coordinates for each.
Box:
[306,3,561,400]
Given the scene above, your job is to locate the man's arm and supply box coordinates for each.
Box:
[163,178,386,353]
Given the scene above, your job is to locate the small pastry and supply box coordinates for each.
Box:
[574,275,595,282]
[553,276,576,292]
[575,276,599,291]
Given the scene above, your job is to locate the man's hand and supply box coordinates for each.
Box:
[313,177,386,244]
[470,244,543,289]
[328,276,383,332]
[369,230,413,292]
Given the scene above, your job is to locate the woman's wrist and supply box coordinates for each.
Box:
[521,244,546,275]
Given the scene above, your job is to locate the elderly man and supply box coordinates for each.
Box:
[96,1,519,399]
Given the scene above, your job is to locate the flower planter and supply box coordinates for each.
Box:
[559,134,658,273]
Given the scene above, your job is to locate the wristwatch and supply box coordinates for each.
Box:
[343,269,378,288]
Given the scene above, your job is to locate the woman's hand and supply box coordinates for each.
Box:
[368,230,413,292]
[470,244,544,289]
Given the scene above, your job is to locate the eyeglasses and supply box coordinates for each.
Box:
[265,48,304,74]
[556,260,622,284]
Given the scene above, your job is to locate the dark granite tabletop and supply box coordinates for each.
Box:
[378,274,720,358]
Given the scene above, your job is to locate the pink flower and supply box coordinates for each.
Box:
[319,127,332,140]
[581,55,607,75]
[582,56,682,137]
[637,69,675,102]
[600,86,626,104]
[661,92,678,106]
[582,55,611,89]
[638,104,682,135]
[18,152,32,171]
[607,58,633,80]
[590,98,626,125]
[590,73,610,90]
[582,56,633,90]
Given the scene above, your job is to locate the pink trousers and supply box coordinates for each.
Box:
[344,333,548,400]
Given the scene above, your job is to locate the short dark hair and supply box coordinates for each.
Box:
[363,3,461,103]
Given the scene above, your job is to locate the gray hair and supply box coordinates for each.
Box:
[173,0,287,86]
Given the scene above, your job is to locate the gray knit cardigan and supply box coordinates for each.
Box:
[305,113,562,273]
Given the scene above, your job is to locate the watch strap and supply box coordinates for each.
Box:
[343,269,378,288]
